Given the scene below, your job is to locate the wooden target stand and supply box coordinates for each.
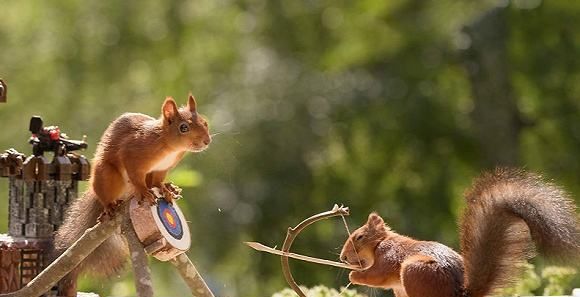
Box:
[0,187,215,297]
[130,188,192,261]
[124,188,214,297]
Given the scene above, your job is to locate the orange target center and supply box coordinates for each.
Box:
[163,209,177,228]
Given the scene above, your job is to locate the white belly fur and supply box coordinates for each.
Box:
[151,151,180,171]
[118,152,179,199]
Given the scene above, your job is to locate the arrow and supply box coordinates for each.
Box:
[245,241,361,270]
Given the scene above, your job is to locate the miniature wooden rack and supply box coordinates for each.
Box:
[0,148,90,296]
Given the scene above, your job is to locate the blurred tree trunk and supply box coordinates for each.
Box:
[462,7,522,167]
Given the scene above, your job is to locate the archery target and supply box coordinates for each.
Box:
[151,199,191,251]
[157,200,183,239]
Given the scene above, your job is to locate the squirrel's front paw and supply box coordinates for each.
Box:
[165,182,182,197]
[348,271,366,285]
[161,182,183,204]
[155,184,173,204]
[162,191,174,204]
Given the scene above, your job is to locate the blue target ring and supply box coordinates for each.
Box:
[156,199,183,240]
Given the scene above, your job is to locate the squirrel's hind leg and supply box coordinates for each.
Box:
[125,166,157,205]
[97,200,124,222]
[93,162,128,220]
[400,255,463,297]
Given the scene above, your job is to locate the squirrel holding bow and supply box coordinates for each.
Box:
[341,168,580,297]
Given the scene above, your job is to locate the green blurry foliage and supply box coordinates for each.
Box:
[500,264,578,296]
[168,166,203,188]
[1,0,580,296]
[542,266,578,296]
[272,285,367,297]
[501,263,542,296]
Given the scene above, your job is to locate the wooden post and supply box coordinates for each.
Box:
[169,254,215,297]
[122,205,154,297]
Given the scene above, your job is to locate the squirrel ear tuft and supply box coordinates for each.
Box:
[367,212,384,229]
[187,93,197,113]
[162,97,179,123]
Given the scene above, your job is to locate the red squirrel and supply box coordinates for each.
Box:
[91,94,210,217]
[54,94,210,296]
[340,168,580,297]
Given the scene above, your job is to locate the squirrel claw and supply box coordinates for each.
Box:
[98,200,124,222]
[98,208,114,222]
[163,194,174,205]
[161,183,182,202]
[138,190,157,206]
[159,183,182,204]
[97,212,109,222]
[164,182,182,197]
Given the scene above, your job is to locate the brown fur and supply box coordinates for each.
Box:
[461,168,580,297]
[53,94,211,296]
[340,168,580,297]
[91,94,210,213]
[53,190,128,296]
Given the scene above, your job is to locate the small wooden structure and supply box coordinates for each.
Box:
[0,150,90,296]
[0,109,91,297]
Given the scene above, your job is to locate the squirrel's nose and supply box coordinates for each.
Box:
[203,137,211,146]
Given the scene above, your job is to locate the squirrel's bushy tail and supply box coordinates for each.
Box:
[460,168,580,297]
[53,190,128,277]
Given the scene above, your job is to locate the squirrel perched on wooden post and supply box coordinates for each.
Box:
[54,94,211,297]
[340,168,580,297]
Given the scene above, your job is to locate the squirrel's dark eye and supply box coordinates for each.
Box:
[179,123,190,133]
[355,234,364,241]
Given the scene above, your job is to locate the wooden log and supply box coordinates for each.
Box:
[129,192,190,261]
[169,254,215,297]
[122,205,154,297]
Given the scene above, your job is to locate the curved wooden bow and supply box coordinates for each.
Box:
[280,204,352,297]
[245,204,360,296]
